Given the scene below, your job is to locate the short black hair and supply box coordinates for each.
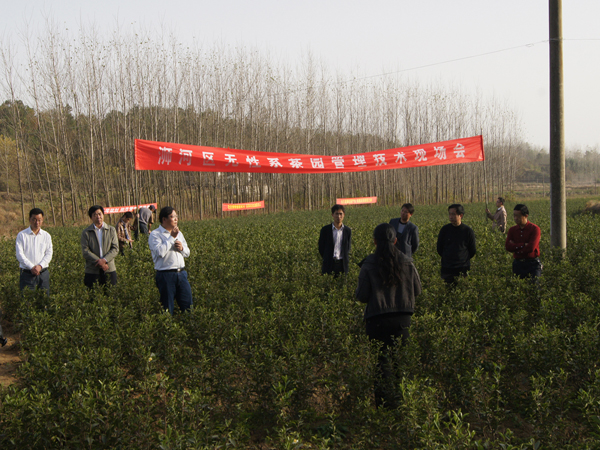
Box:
[159,206,176,224]
[88,205,104,218]
[331,204,345,214]
[497,197,505,204]
[29,208,44,218]
[401,203,415,215]
[514,204,529,216]
[149,205,156,211]
[448,204,465,216]
[122,211,134,219]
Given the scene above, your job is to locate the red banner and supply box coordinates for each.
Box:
[104,203,158,215]
[336,197,377,205]
[222,201,265,212]
[135,135,483,174]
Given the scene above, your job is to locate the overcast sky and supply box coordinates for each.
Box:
[3,0,599,150]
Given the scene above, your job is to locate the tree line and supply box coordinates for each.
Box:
[0,22,525,226]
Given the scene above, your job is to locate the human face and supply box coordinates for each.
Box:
[332,209,344,228]
[400,207,412,223]
[513,210,528,228]
[91,209,104,228]
[448,208,463,226]
[161,210,178,231]
[29,214,44,233]
[496,199,503,208]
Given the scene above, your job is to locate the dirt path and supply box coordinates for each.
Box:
[0,323,20,387]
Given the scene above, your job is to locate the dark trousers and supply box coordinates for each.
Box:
[441,267,469,286]
[20,269,51,296]
[365,313,412,408]
[513,258,542,279]
[155,270,193,314]
[84,271,117,289]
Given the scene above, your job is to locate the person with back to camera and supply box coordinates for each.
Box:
[355,223,422,408]
[389,202,419,257]
[137,204,156,238]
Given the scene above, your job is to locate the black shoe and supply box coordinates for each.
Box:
[0,337,7,347]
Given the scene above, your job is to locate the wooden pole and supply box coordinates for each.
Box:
[549,0,567,252]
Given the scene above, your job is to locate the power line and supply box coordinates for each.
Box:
[342,40,551,84]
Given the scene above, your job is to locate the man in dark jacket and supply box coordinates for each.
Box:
[318,204,352,275]
[436,203,476,285]
[389,203,419,257]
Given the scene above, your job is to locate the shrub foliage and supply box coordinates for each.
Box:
[1,199,599,449]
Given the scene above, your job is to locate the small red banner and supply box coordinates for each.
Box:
[135,135,484,174]
[222,201,265,212]
[104,203,158,215]
[336,197,378,206]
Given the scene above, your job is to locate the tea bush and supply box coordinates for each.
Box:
[1,198,599,448]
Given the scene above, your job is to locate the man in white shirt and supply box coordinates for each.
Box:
[318,204,352,276]
[148,206,193,314]
[16,208,53,295]
[9,207,53,347]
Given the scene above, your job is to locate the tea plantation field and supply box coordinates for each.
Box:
[1,199,600,449]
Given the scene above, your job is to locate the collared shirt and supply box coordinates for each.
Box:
[332,223,345,259]
[149,225,190,271]
[16,227,53,270]
[94,224,105,258]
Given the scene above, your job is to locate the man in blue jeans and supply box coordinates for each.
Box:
[148,206,193,314]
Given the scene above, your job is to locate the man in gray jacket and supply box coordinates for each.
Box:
[81,205,119,289]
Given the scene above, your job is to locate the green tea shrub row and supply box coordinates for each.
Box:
[0,199,599,448]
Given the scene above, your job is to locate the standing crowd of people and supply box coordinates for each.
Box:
[317,199,542,407]
[2,198,542,409]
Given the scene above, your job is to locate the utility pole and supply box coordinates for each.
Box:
[549,0,567,252]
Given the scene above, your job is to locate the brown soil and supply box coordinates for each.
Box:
[0,321,21,386]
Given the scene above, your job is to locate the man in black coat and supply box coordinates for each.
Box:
[389,203,419,258]
[319,204,352,275]
[437,203,476,285]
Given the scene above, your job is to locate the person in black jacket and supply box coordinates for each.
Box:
[318,204,352,276]
[389,202,419,257]
[356,223,422,408]
[436,203,476,285]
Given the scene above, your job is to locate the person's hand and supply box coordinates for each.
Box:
[30,265,41,276]
[170,226,179,238]
[95,259,109,271]
[485,208,490,214]
[174,240,183,252]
